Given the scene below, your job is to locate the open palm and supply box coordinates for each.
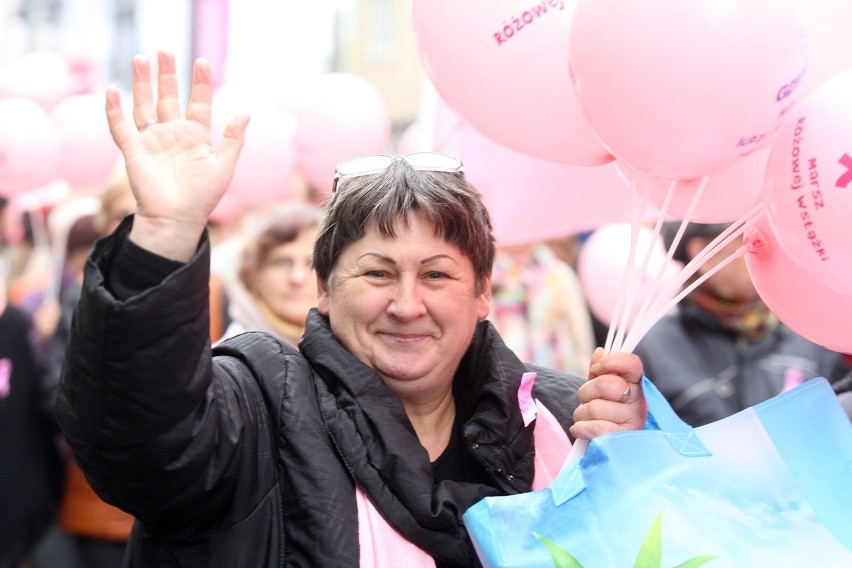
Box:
[106,52,248,260]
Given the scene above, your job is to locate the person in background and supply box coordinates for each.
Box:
[217,203,324,346]
[633,221,841,427]
[0,277,64,568]
[54,53,647,566]
[32,213,134,568]
[490,242,595,375]
[95,167,138,236]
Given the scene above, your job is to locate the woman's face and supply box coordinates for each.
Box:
[317,212,491,401]
[252,227,319,327]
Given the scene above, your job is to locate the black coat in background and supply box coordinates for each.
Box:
[0,304,64,566]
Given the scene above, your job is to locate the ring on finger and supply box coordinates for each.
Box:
[619,385,631,404]
[137,117,157,130]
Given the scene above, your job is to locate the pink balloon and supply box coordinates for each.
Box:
[632,149,770,224]
[0,51,75,110]
[745,219,852,353]
[799,0,852,97]
[396,122,422,155]
[412,0,613,166]
[52,94,121,192]
[397,96,472,155]
[209,191,244,224]
[0,98,60,197]
[293,73,391,199]
[212,88,298,210]
[762,68,852,295]
[568,0,808,179]
[577,223,682,328]
[442,120,631,246]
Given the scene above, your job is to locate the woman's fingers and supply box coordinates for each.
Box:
[577,372,635,405]
[131,55,156,129]
[588,351,643,383]
[155,51,182,123]
[105,86,133,151]
[185,58,214,128]
[571,390,647,439]
[572,351,648,440]
[587,346,604,379]
[215,115,251,176]
[570,419,622,440]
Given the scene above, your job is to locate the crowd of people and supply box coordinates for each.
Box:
[1,52,850,567]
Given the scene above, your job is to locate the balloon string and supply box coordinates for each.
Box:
[604,168,647,354]
[621,204,766,352]
[611,176,678,353]
[608,197,642,353]
[624,176,707,351]
[622,246,747,354]
[602,163,632,354]
[623,205,763,352]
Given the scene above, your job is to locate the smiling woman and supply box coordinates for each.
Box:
[54,52,649,567]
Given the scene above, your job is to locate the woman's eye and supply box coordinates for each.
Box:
[425,271,447,280]
[267,257,294,270]
[365,270,388,278]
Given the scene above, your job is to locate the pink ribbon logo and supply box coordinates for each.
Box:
[517,372,538,427]
[838,153,852,189]
[0,358,12,399]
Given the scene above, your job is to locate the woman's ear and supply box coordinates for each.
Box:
[316,279,330,315]
[477,276,492,320]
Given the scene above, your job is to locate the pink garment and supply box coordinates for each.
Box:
[356,486,436,568]
[355,399,572,566]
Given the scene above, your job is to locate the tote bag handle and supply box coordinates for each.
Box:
[551,376,710,505]
[641,375,711,457]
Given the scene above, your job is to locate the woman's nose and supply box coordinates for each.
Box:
[388,278,426,320]
[288,262,313,283]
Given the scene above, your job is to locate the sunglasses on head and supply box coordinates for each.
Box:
[331,152,464,193]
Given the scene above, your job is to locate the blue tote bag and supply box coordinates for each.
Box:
[463,377,852,567]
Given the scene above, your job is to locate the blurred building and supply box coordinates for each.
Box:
[1,0,423,133]
[335,0,422,133]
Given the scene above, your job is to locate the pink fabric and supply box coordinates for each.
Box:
[356,486,436,568]
[355,400,572,563]
[530,399,573,490]
[518,372,538,426]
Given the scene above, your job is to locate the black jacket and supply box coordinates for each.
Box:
[56,226,584,567]
[0,305,64,565]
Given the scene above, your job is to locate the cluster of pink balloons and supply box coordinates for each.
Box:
[1,47,392,225]
[206,72,391,219]
[745,68,852,350]
[397,99,635,246]
[412,0,852,352]
[0,52,120,199]
[293,73,392,200]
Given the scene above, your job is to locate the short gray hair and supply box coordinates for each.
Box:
[312,159,495,295]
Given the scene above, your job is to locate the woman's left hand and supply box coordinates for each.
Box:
[569,347,647,440]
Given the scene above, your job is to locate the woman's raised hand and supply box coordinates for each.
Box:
[106,52,249,261]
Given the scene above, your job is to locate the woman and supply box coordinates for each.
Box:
[217,204,323,346]
[55,53,647,567]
